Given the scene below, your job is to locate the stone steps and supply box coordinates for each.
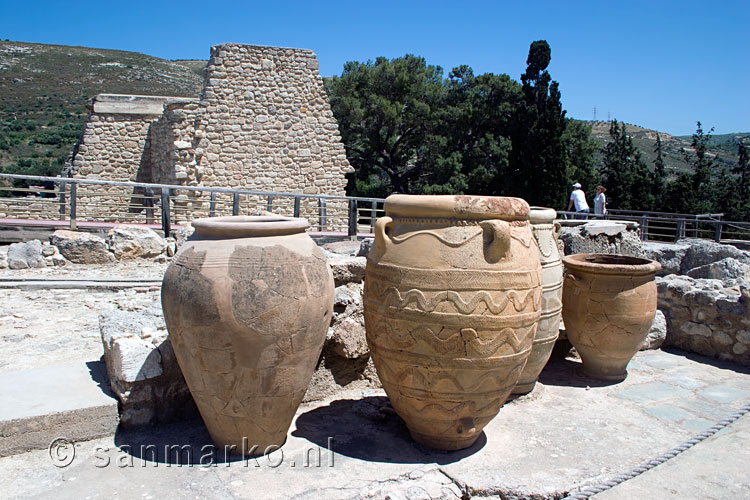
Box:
[0,361,119,457]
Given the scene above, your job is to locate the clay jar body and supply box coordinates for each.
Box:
[364,195,542,450]
[161,216,334,454]
[513,207,563,394]
[562,254,661,381]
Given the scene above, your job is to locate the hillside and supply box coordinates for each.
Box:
[587,121,750,178]
[1,39,747,186]
[0,40,206,171]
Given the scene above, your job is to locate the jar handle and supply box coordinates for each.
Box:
[374,216,393,255]
[554,221,562,240]
[480,220,511,263]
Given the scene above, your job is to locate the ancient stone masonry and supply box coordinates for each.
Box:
[69,95,177,220]
[68,43,354,225]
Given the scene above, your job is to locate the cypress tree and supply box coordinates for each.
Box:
[508,40,568,208]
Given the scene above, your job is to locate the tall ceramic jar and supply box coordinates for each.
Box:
[161,216,334,454]
[562,253,661,381]
[364,195,542,451]
[512,207,563,394]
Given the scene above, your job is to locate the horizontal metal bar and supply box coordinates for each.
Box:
[0,173,385,203]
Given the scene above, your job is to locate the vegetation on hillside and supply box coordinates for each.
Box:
[0,40,204,184]
[325,40,584,209]
[1,39,748,220]
[326,42,750,221]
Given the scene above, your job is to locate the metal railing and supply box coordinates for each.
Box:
[2,173,749,243]
[0,174,385,238]
[559,209,750,243]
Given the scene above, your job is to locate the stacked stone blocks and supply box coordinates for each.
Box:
[66,43,353,227]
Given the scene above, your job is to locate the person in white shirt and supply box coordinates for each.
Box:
[566,182,590,219]
[594,185,607,217]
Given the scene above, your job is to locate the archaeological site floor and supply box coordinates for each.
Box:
[1,260,749,499]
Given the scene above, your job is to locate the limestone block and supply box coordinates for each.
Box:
[640,310,667,350]
[51,230,115,264]
[559,222,643,257]
[680,239,750,274]
[328,256,367,286]
[106,225,167,260]
[7,240,46,269]
[111,337,163,382]
[687,257,750,282]
[331,317,368,359]
[100,300,194,428]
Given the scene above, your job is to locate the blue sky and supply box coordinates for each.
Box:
[1,0,747,136]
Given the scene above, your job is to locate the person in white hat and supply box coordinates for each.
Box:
[566,182,590,219]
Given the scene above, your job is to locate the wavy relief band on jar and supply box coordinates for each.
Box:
[364,194,542,450]
[364,263,541,449]
[513,207,563,394]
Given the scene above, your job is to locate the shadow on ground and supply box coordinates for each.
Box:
[538,355,623,388]
[113,416,251,465]
[662,347,750,375]
[292,395,485,464]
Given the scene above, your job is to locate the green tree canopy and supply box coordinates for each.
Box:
[600,120,655,210]
[324,55,445,196]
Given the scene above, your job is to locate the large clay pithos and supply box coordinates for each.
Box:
[161,216,334,454]
[513,207,563,394]
[562,253,661,381]
[364,195,542,450]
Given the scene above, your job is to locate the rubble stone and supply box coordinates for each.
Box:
[51,230,115,264]
[7,240,46,269]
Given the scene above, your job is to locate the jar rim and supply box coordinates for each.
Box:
[529,206,557,223]
[563,253,661,275]
[191,216,308,237]
[384,194,529,220]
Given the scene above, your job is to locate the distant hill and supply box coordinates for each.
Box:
[0,40,206,170]
[586,120,750,178]
[1,39,747,184]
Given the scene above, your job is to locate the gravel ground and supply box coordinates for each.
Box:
[0,260,168,373]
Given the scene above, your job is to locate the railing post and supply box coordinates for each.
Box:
[161,188,171,237]
[370,201,378,232]
[640,215,648,241]
[348,199,358,238]
[318,198,327,231]
[232,193,240,216]
[209,191,217,217]
[144,187,154,225]
[675,219,685,242]
[692,216,699,238]
[714,221,723,242]
[58,181,67,221]
[69,183,77,230]
[293,196,301,218]
[266,195,273,213]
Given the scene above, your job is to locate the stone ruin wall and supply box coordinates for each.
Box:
[68,95,170,221]
[63,43,353,227]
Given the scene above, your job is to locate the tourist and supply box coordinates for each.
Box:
[594,185,607,217]
[566,182,590,219]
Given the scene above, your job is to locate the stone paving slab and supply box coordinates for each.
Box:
[0,349,748,499]
[0,361,119,457]
[592,412,750,499]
